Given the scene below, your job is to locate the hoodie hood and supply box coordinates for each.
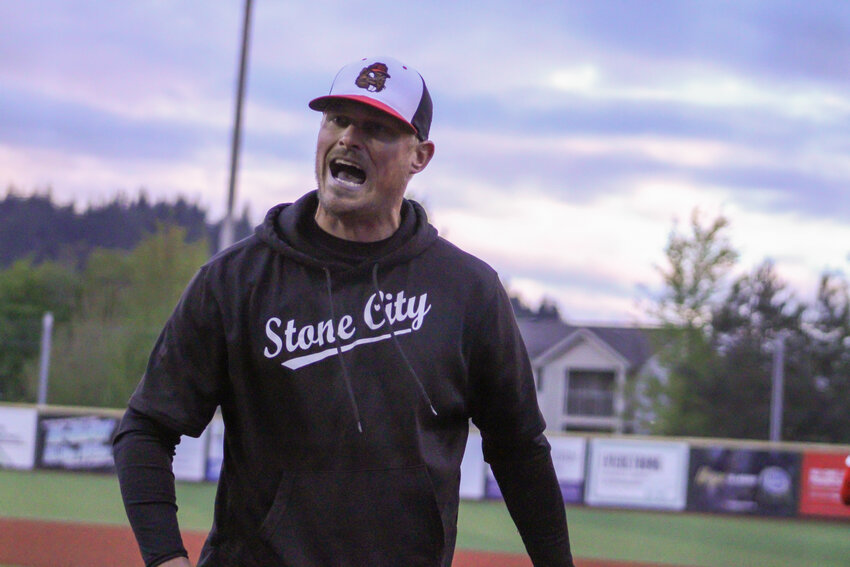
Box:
[255,190,439,275]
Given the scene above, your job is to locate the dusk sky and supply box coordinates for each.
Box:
[2,1,849,323]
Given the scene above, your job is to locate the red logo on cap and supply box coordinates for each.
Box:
[355,62,391,93]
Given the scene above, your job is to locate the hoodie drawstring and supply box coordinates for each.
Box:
[323,267,364,433]
[371,264,438,417]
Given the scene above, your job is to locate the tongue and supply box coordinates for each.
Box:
[334,163,366,185]
[337,169,364,184]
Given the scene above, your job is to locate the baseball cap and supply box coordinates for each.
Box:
[309,56,432,141]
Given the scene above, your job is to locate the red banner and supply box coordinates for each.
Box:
[799,452,850,519]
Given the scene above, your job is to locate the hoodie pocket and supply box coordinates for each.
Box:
[260,465,445,567]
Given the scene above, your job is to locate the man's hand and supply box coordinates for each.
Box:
[157,557,192,567]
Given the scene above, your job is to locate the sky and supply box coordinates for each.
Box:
[2,1,849,324]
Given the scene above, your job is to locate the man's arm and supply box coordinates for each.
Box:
[113,407,191,567]
[485,433,574,567]
[466,277,574,565]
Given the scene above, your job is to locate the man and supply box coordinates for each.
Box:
[113,56,574,567]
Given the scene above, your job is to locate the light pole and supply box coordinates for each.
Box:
[769,332,786,442]
[37,312,54,406]
[219,0,254,252]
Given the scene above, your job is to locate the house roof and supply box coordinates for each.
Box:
[516,317,575,359]
[516,315,657,372]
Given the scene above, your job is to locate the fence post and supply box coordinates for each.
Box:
[37,311,54,406]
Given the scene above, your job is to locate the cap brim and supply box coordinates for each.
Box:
[309,95,418,136]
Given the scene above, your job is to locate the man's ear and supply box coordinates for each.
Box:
[410,140,435,174]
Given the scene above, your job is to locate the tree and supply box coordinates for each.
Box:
[642,209,738,436]
[709,261,806,439]
[651,209,739,329]
[23,225,209,408]
[0,189,253,268]
[797,272,850,443]
[0,259,80,400]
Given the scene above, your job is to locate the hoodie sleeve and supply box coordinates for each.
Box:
[467,276,544,443]
[114,264,227,565]
[113,407,189,567]
[467,277,574,566]
[127,265,227,437]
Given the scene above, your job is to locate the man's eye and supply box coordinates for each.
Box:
[364,122,386,136]
[332,116,350,127]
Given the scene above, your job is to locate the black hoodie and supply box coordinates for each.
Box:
[115,191,573,566]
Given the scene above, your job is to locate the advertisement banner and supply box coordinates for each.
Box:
[173,429,210,482]
[36,414,118,472]
[687,447,800,517]
[0,406,38,470]
[205,417,225,482]
[459,431,485,500]
[585,438,689,510]
[799,451,850,519]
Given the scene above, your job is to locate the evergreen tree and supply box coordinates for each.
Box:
[799,273,850,442]
[0,189,252,267]
[710,261,805,439]
[646,209,850,442]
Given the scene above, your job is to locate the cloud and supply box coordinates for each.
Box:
[2,0,849,323]
[545,66,850,122]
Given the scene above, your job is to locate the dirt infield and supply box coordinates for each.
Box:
[0,517,672,567]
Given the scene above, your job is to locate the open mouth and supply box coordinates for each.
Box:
[330,158,367,186]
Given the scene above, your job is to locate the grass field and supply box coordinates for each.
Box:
[1,469,849,566]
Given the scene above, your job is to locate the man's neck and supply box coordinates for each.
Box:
[314,208,400,242]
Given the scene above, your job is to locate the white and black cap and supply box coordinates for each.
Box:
[309,56,432,141]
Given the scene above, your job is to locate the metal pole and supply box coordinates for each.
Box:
[769,333,785,442]
[219,0,254,252]
[37,311,54,406]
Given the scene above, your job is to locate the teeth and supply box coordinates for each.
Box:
[330,158,366,185]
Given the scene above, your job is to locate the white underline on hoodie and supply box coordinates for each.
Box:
[281,328,413,370]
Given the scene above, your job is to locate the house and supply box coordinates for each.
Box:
[516,312,663,434]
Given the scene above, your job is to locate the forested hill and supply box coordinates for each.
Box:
[0,191,253,268]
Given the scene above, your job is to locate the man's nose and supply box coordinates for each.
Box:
[338,124,363,147]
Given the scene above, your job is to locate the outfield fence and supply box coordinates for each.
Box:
[1,402,848,521]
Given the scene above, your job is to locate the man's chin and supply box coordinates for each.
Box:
[319,176,370,198]
[316,186,370,216]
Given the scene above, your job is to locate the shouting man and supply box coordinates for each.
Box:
[114,56,574,567]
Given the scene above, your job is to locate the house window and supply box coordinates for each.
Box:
[564,369,615,417]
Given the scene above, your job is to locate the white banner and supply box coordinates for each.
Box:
[205,417,225,482]
[585,438,689,510]
[0,406,38,470]
[459,431,485,499]
[173,428,209,482]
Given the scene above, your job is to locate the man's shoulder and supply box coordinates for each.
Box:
[418,238,504,303]
[207,232,263,262]
[429,236,498,279]
[188,234,282,292]
[201,233,273,273]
